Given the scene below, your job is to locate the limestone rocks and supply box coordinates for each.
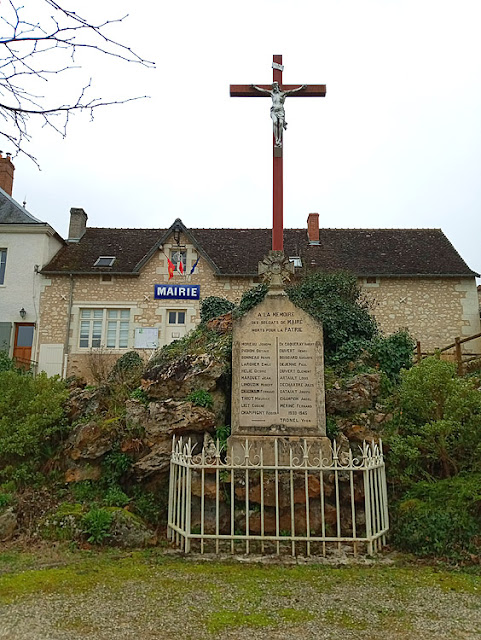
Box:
[64,395,216,481]
[0,508,17,541]
[143,353,225,401]
[142,351,229,423]
[41,504,155,547]
[126,399,216,440]
[206,311,233,335]
[132,441,173,479]
[65,386,103,422]
[326,372,381,415]
[109,509,156,548]
[65,421,114,461]
[64,465,102,483]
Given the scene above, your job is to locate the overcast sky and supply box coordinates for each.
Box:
[8,0,481,283]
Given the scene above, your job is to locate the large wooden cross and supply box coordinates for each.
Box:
[230,55,326,251]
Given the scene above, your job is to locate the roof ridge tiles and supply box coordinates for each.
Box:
[87,227,166,231]
[41,223,476,278]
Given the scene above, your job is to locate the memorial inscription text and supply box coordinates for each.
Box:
[238,309,318,429]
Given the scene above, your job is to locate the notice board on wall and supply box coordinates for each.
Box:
[134,327,159,349]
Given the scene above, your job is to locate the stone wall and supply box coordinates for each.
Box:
[361,276,481,353]
[37,231,255,381]
[37,230,481,381]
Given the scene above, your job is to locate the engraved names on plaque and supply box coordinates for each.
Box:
[232,294,326,436]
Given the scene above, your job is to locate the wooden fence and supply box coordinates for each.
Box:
[416,331,481,375]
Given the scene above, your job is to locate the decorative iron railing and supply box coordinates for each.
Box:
[167,436,389,556]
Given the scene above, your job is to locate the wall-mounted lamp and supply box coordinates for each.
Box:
[173,223,182,246]
[19,308,26,319]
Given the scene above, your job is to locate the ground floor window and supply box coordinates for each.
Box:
[79,309,130,349]
[168,310,186,325]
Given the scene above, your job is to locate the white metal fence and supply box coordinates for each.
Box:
[167,436,389,556]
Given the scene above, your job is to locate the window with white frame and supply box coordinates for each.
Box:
[170,250,186,272]
[168,310,186,325]
[363,277,379,287]
[93,256,116,267]
[0,249,7,285]
[79,309,130,349]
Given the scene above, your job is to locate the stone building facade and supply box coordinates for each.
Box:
[38,211,480,381]
[0,155,64,369]
[361,276,480,353]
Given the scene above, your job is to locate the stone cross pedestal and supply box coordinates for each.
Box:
[228,251,330,465]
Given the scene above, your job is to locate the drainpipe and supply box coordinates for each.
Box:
[62,273,75,378]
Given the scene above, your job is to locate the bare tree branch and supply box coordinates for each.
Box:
[0,1,155,164]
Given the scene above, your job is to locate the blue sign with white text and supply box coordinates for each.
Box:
[154,284,200,300]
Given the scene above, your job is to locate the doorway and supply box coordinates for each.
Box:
[13,323,35,368]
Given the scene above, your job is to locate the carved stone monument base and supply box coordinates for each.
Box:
[227,435,332,467]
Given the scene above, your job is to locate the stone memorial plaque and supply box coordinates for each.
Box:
[231,293,326,437]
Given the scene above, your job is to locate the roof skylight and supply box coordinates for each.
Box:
[94,256,115,267]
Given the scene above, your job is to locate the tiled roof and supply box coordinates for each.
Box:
[42,227,167,274]
[41,222,478,277]
[0,187,44,224]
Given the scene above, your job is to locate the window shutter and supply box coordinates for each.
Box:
[0,322,12,352]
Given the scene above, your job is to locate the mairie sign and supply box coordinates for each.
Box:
[154,284,200,300]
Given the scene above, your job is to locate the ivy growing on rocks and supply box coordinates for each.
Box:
[200,296,235,323]
[287,271,378,366]
[233,284,268,318]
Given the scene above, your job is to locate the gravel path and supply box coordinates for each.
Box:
[0,551,480,639]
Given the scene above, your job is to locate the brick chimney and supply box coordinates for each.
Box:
[307,212,319,244]
[0,153,15,196]
[68,208,88,242]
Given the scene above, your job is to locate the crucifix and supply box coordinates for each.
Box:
[230,55,326,252]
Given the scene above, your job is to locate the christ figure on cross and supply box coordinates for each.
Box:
[231,55,325,251]
[250,81,307,147]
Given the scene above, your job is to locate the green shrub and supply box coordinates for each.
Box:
[0,371,68,465]
[392,474,481,558]
[215,425,231,449]
[131,488,164,525]
[383,357,481,486]
[148,325,231,372]
[326,417,339,440]
[200,296,235,323]
[369,330,415,381]
[287,271,377,366]
[130,387,150,405]
[109,350,143,378]
[102,451,132,486]
[187,389,213,409]
[0,351,15,372]
[0,463,46,488]
[71,480,101,504]
[102,486,130,508]
[41,502,85,541]
[233,284,268,318]
[81,506,113,544]
[399,358,460,424]
[0,492,13,509]
[108,351,144,390]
